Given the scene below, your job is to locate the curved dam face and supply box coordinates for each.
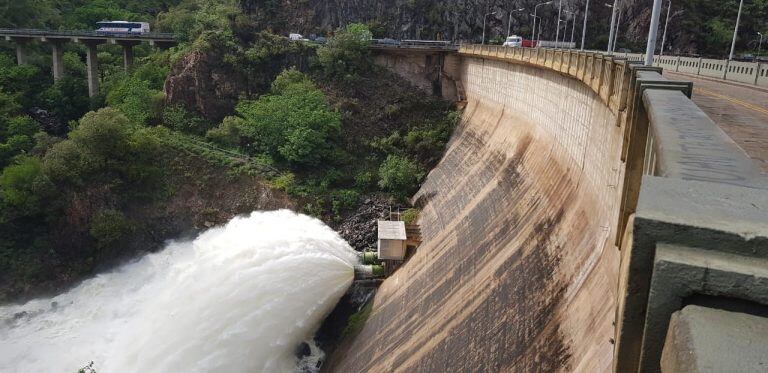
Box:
[329,57,626,371]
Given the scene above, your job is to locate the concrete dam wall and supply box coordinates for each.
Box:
[328,47,768,372]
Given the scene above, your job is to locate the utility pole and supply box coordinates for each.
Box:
[729,0,744,60]
[645,0,663,66]
[556,0,563,47]
[660,0,671,56]
[581,0,590,50]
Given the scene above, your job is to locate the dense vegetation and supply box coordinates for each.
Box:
[0,1,456,300]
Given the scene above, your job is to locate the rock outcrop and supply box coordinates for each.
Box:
[164,50,246,123]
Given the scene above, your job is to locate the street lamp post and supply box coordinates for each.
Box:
[759,32,765,60]
[729,0,744,60]
[556,0,563,48]
[581,0,590,50]
[533,1,553,45]
[563,10,576,45]
[508,8,526,38]
[644,0,664,66]
[613,5,622,52]
[569,11,576,44]
[482,11,497,45]
[606,0,619,52]
[660,0,672,56]
[530,14,542,43]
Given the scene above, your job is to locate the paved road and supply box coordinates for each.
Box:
[665,71,768,173]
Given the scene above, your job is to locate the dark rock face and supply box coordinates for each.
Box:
[335,196,391,252]
[164,51,247,123]
[28,107,66,136]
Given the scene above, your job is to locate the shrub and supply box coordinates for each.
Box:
[206,116,242,147]
[0,157,55,217]
[163,104,211,135]
[378,155,425,197]
[401,208,419,225]
[317,23,372,78]
[236,69,341,167]
[106,76,164,125]
[39,76,91,124]
[43,108,164,199]
[331,189,360,216]
[89,209,133,249]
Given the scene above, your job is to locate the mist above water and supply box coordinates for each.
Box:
[0,210,357,373]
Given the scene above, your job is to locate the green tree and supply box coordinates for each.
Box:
[317,23,373,78]
[90,209,133,249]
[236,69,341,167]
[39,76,91,125]
[0,157,55,217]
[43,108,164,198]
[378,155,425,197]
[163,104,211,135]
[106,76,165,125]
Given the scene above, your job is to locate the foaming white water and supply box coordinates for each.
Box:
[0,210,357,373]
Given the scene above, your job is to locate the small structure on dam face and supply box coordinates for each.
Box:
[377,220,407,261]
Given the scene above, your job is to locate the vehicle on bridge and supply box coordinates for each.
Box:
[96,21,150,34]
[502,35,523,47]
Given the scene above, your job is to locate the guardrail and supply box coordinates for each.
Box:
[0,28,176,40]
[613,51,767,87]
[459,44,768,372]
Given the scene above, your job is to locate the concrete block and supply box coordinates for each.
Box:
[641,244,768,372]
[661,305,768,373]
[613,175,768,373]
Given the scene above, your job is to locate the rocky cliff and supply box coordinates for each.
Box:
[241,0,765,57]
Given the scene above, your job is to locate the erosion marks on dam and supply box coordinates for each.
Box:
[328,56,624,372]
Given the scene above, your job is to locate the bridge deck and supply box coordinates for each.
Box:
[665,71,768,173]
[0,28,175,43]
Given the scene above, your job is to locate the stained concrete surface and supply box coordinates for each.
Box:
[326,57,623,372]
[661,305,768,373]
[664,71,768,173]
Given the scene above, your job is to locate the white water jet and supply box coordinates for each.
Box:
[0,210,357,373]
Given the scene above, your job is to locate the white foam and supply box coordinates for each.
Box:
[0,210,356,373]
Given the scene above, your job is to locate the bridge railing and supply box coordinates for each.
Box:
[460,44,768,372]
[607,50,767,87]
[0,28,176,40]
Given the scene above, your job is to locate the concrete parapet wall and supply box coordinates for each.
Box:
[328,45,768,372]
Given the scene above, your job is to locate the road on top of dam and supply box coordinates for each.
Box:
[664,71,768,173]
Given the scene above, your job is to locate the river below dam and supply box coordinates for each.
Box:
[0,210,357,373]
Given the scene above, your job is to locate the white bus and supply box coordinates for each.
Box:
[96,21,150,34]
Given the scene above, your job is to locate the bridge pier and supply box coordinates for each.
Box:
[80,40,104,97]
[51,42,65,80]
[5,37,31,65]
[117,40,140,72]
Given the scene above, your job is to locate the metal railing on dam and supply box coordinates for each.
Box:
[618,51,768,87]
[328,44,768,373]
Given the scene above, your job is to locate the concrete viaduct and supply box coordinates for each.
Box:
[328,44,768,372]
[0,29,176,97]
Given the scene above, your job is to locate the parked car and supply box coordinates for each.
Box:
[289,33,303,41]
[503,35,523,47]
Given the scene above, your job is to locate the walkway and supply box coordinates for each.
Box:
[665,71,768,173]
